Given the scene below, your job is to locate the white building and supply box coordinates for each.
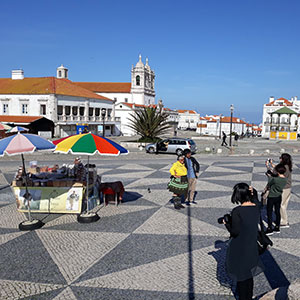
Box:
[75,55,155,106]
[74,55,162,136]
[0,67,118,137]
[196,115,247,136]
[177,110,200,130]
[262,96,300,138]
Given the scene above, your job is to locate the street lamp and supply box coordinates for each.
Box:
[101,108,107,137]
[229,104,234,147]
[219,114,223,139]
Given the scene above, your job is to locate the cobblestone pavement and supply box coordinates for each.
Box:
[0,155,300,299]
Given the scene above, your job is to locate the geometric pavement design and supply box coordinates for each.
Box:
[0,157,300,299]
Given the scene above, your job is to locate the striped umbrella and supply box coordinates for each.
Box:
[0,123,12,131]
[53,133,128,216]
[0,132,55,156]
[53,133,129,156]
[0,133,55,228]
[7,126,29,133]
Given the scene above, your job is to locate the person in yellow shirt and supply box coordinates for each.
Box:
[168,155,188,209]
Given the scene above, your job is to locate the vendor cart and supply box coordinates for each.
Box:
[12,165,100,215]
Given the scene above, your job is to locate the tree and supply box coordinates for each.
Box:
[127,107,172,141]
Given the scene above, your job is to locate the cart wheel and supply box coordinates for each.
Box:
[77,212,100,223]
[19,219,44,231]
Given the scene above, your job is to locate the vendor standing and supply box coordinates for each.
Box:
[168,155,188,210]
[74,158,86,181]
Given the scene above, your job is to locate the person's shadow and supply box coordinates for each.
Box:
[208,240,236,295]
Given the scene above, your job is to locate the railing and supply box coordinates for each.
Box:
[57,115,118,122]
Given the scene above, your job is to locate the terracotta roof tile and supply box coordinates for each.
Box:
[74,82,131,93]
[207,117,246,124]
[0,115,43,124]
[0,77,112,101]
[266,97,292,106]
[177,109,197,114]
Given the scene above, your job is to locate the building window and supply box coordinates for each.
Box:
[136,75,140,86]
[3,104,8,114]
[58,70,62,77]
[125,98,128,103]
[40,104,46,115]
[22,104,28,114]
[114,97,117,101]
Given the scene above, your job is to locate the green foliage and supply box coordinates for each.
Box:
[127,107,172,140]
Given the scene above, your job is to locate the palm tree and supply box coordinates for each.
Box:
[127,107,172,141]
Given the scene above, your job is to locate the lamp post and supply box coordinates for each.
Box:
[229,104,234,147]
[219,114,223,139]
[101,108,106,137]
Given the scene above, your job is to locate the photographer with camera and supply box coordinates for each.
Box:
[265,164,287,235]
[222,183,264,300]
[265,153,292,229]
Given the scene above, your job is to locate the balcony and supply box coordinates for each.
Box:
[57,115,119,123]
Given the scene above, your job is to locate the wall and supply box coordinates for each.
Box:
[178,113,200,129]
[0,94,54,120]
[96,92,132,104]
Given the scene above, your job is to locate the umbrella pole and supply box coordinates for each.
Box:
[21,154,31,222]
[86,156,89,212]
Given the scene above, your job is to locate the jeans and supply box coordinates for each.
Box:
[267,195,282,228]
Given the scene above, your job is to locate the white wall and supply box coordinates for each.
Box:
[178,113,200,129]
[0,94,55,120]
[96,92,132,104]
[204,122,245,136]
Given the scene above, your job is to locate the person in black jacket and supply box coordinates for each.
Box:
[223,183,264,300]
[183,149,200,204]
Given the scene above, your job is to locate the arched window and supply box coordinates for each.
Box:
[58,70,62,77]
[136,75,140,86]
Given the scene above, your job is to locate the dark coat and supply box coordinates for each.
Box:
[184,157,200,178]
[226,205,264,281]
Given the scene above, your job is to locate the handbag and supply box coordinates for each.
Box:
[261,188,269,206]
[257,216,273,255]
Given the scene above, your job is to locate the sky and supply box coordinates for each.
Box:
[1,0,300,123]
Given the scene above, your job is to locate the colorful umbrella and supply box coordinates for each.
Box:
[7,126,29,133]
[53,133,129,156]
[0,132,55,156]
[0,123,12,131]
[0,133,55,230]
[53,133,128,221]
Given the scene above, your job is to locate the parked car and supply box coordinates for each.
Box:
[145,138,197,155]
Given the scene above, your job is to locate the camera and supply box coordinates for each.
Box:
[217,213,232,225]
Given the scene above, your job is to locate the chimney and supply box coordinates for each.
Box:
[11,69,24,80]
[269,96,274,103]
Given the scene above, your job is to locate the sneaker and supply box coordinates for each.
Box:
[179,204,185,209]
[280,224,290,228]
[274,226,280,233]
[191,201,197,204]
[265,228,273,236]
[174,205,181,210]
[185,201,191,206]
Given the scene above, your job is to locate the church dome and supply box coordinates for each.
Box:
[135,54,144,68]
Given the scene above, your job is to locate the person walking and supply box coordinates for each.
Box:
[168,156,188,209]
[183,149,200,205]
[224,183,264,300]
[221,131,228,146]
[265,164,287,235]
